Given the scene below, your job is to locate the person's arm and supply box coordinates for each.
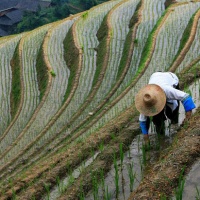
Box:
[163,86,196,122]
[181,95,196,122]
[139,114,150,145]
[139,114,148,134]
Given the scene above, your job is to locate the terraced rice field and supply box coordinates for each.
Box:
[0,0,200,199]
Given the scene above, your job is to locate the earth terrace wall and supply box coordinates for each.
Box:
[178,58,200,89]
[169,8,200,72]
[179,55,200,77]
[0,15,82,177]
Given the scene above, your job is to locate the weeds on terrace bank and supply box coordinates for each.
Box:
[127,161,136,192]
[175,168,185,200]
[44,183,50,200]
[113,153,119,198]
[119,143,124,170]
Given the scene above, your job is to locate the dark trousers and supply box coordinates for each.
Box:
[146,102,179,135]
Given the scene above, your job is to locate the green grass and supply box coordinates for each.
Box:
[91,15,109,89]
[63,27,80,103]
[135,9,168,77]
[36,44,49,101]
[10,42,21,119]
[116,0,141,81]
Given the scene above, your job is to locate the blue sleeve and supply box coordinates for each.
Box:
[139,121,148,135]
[181,96,196,112]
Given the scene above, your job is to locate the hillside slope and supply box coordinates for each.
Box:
[0,0,200,199]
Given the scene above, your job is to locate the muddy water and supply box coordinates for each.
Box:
[43,152,99,200]
[85,135,143,200]
[182,159,200,200]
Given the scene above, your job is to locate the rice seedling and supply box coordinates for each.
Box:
[104,185,111,200]
[113,153,119,198]
[119,143,124,170]
[11,188,16,200]
[99,142,104,153]
[49,70,56,77]
[174,167,186,200]
[91,172,99,200]
[141,144,147,166]
[44,183,50,200]
[127,161,136,192]
[56,176,65,193]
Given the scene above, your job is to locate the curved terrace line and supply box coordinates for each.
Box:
[0,36,25,143]
[1,0,143,176]
[169,8,200,72]
[0,15,81,162]
[0,1,199,197]
[50,0,176,152]
[0,14,83,174]
[53,0,144,149]
[0,25,52,160]
[0,0,120,176]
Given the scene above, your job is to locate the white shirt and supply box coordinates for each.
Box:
[139,72,188,122]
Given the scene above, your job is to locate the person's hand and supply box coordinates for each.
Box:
[143,134,150,150]
[181,111,192,127]
[185,110,192,119]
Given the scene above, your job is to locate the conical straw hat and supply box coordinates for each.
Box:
[135,84,166,116]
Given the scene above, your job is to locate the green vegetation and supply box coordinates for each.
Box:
[10,43,21,119]
[36,45,49,101]
[91,15,109,88]
[116,0,141,80]
[62,27,80,103]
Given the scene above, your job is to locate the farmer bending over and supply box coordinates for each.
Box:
[135,72,196,145]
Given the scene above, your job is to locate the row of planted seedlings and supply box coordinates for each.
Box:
[48,2,200,198]
[0,0,123,195]
[0,0,198,197]
[0,104,139,199]
[47,3,200,198]
[0,15,80,167]
[0,34,23,135]
[73,0,197,141]
[65,0,141,142]
[0,0,172,197]
[5,0,173,184]
[32,0,145,157]
[114,0,166,96]
[0,24,52,164]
